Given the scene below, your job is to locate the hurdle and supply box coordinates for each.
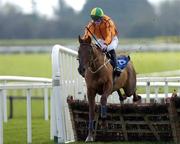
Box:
[51,44,180,143]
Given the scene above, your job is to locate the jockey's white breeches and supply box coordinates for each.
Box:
[97,36,119,52]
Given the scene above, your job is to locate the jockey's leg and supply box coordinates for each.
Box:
[108,49,122,76]
[107,36,122,76]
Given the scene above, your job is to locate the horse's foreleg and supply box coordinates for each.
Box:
[100,92,109,118]
[85,90,95,142]
[100,82,112,121]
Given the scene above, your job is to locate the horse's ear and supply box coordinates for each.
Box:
[78,35,91,44]
[78,35,83,43]
[86,36,91,44]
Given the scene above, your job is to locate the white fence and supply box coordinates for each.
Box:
[51,45,85,143]
[51,44,180,143]
[0,76,52,144]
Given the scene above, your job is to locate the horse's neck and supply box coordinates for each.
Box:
[90,47,106,70]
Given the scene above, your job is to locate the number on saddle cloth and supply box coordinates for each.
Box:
[117,55,130,70]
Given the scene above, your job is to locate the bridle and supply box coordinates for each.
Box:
[78,43,110,74]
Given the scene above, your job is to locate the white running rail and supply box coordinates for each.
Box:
[0,76,52,144]
[51,44,180,143]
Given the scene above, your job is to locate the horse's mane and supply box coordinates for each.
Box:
[79,36,104,57]
[91,43,103,54]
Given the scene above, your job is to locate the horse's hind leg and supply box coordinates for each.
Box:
[132,92,141,102]
[117,89,126,102]
[123,87,141,102]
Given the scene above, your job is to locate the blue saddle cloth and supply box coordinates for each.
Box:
[117,55,130,70]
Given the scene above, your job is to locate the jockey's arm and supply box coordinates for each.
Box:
[104,21,114,45]
[83,22,94,39]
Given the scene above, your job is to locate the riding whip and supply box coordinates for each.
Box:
[85,26,102,48]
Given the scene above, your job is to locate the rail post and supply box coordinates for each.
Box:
[26,89,32,144]
[0,90,3,144]
[154,86,160,103]
[44,87,49,120]
[146,81,150,103]
[9,96,13,119]
[164,81,169,98]
[2,80,7,123]
[53,75,66,143]
[50,93,55,140]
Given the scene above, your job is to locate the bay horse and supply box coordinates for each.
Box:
[77,36,141,142]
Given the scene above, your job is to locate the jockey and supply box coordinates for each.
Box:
[83,7,121,76]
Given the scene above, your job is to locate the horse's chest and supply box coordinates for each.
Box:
[91,77,105,85]
[86,74,112,95]
[93,80,107,95]
[96,85,104,95]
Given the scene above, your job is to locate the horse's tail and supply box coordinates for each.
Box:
[128,55,130,61]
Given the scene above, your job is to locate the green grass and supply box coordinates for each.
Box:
[4,99,52,144]
[0,52,180,77]
[0,53,51,77]
[4,119,52,144]
[117,51,180,75]
[1,52,179,144]
[131,52,180,74]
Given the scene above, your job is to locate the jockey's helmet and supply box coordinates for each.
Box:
[90,7,104,21]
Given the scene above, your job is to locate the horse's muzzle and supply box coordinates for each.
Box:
[78,66,85,77]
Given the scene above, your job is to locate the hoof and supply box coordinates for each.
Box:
[119,95,126,102]
[133,95,141,102]
[85,135,94,142]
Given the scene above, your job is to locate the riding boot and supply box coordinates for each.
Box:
[108,49,122,76]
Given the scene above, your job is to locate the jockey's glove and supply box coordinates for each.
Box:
[101,43,107,52]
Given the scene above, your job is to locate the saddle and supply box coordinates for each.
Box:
[106,52,130,71]
[116,55,130,70]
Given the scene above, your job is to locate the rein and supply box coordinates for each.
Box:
[80,43,110,74]
[88,54,110,74]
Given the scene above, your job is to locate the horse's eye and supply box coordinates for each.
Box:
[76,57,80,60]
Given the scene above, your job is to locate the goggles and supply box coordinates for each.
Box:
[91,15,102,22]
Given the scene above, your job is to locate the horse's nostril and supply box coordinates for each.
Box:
[78,67,85,77]
[78,67,81,73]
[82,68,85,72]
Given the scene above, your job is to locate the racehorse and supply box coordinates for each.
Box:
[77,36,141,142]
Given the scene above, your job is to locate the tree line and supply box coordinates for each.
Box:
[0,0,180,39]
